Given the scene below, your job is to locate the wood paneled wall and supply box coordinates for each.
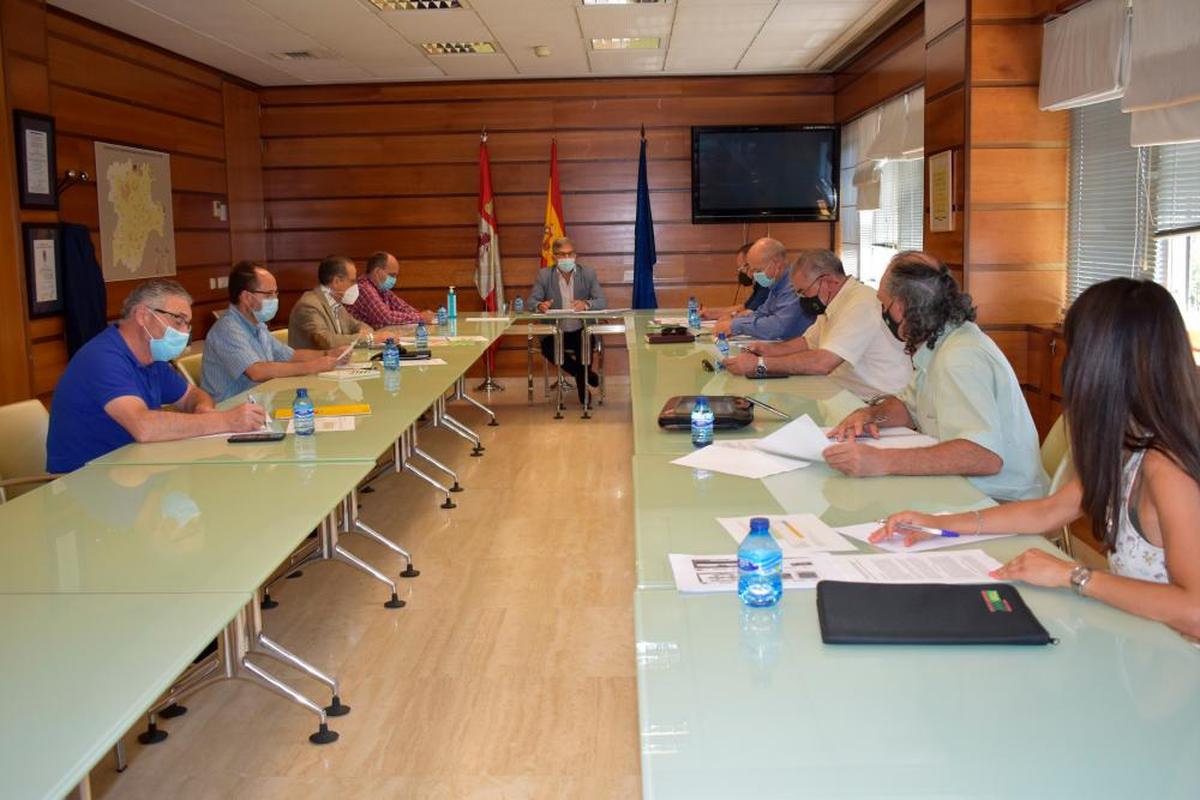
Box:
[834,7,925,124]
[258,75,835,374]
[0,2,265,398]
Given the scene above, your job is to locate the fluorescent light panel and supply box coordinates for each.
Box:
[369,0,462,9]
[422,41,497,54]
[591,37,661,50]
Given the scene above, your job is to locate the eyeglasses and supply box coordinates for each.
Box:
[152,308,193,332]
[250,289,279,299]
[554,250,577,258]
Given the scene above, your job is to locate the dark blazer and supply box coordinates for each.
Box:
[60,223,107,357]
[527,265,606,310]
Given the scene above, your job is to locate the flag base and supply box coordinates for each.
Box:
[475,378,504,392]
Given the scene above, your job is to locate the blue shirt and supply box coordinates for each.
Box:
[46,325,189,472]
[743,283,770,312]
[201,307,294,402]
[729,265,815,340]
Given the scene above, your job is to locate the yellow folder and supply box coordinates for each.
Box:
[273,403,371,420]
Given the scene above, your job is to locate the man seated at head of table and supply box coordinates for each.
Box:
[720,249,912,399]
[347,250,437,328]
[711,237,815,341]
[201,261,342,403]
[528,236,607,405]
[288,254,373,350]
[700,242,769,321]
[824,251,1048,502]
[46,279,266,472]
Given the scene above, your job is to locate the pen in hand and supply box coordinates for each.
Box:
[877,520,961,539]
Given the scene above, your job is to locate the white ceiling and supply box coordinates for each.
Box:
[48,0,913,86]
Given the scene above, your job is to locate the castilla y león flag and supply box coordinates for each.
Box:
[476,132,504,312]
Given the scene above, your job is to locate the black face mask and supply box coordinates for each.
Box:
[737,270,754,287]
[882,308,904,341]
[799,293,827,317]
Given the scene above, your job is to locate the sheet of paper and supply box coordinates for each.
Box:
[445,335,489,343]
[754,414,830,462]
[397,358,448,367]
[837,521,1020,554]
[668,553,829,593]
[820,426,939,449]
[654,316,689,326]
[670,443,808,479]
[464,316,512,322]
[717,514,858,554]
[285,416,357,434]
[319,367,380,381]
[831,549,1003,584]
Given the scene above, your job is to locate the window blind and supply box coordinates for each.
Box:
[1151,140,1200,237]
[1067,99,1156,302]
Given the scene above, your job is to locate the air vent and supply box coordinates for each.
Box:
[422,42,497,55]
[591,37,661,50]
[272,50,320,60]
[369,0,462,9]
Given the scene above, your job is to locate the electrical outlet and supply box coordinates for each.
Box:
[212,200,227,222]
[217,276,229,289]
[623,270,634,282]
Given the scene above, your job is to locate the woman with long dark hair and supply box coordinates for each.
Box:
[876,278,1200,638]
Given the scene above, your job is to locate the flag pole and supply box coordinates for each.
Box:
[476,125,504,393]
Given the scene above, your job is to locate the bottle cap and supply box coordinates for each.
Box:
[296,387,308,397]
[386,337,395,345]
[749,517,770,533]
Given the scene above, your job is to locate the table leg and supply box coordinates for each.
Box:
[554,321,564,419]
[344,487,419,577]
[580,321,593,420]
[526,328,535,403]
[396,427,457,509]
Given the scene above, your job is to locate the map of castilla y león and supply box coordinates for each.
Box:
[94,142,176,282]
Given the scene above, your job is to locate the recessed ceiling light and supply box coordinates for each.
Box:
[591,37,661,50]
[369,0,462,9]
[422,42,498,55]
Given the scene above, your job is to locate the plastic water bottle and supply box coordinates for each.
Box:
[436,306,448,326]
[447,286,457,319]
[687,296,700,330]
[513,296,524,314]
[415,320,428,349]
[292,388,315,437]
[382,337,400,371]
[691,396,714,448]
[738,517,783,607]
[716,332,730,358]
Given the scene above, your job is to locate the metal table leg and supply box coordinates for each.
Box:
[526,327,535,403]
[451,374,497,427]
[554,320,565,419]
[343,486,419,577]
[395,428,456,509]
[70,777,92,799]
[580,320,593,420]
[436,393,484,456]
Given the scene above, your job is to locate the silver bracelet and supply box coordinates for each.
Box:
[973,509,982,536]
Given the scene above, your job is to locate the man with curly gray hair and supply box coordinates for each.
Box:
[824,251,1047,502]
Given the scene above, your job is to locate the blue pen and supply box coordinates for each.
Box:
[892,522,960,538]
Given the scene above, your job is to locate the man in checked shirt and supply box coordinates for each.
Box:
[347,251,437,328]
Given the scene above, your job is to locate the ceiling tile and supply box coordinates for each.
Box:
[665,1,774,72]
[588,50,666,75]
[576,3,675,39]
[428,53,519,78]
[249,0,432,66]
[378,6,494,43]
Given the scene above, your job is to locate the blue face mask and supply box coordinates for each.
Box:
[557,258,576,273]
[381,274,397,291]
[754,271,775,288]
[143,311,190,362]
[254,297,279,323]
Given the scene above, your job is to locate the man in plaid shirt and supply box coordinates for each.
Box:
[347,251,436,328]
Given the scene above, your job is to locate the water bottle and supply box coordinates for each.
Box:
[447,286,457,319]
[436,306,448,326]
[382,337,400,371]
[687,296,700,330]
[738,517,783,607]
[690,396,714,448]
[415,320,428,349]
[292,388,315,437]
[513,296,524,314]
[716,332,730,358]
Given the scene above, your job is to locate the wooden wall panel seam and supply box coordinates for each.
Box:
[45,29,233,95]
[925,20,967,47]
[46,80,225,131]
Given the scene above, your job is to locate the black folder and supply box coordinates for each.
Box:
[816,581,1054,646]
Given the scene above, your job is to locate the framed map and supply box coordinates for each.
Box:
[94,141,176,282]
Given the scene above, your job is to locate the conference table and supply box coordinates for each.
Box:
[0,324,507,800]
[624,311,1200,798]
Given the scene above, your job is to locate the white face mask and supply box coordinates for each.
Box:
[339,283,360,306]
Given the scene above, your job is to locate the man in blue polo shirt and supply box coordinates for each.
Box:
[711,237,815,341]
[46,280,266,473]
[201,261,340,403]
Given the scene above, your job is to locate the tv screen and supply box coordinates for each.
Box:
[691,125,839,223]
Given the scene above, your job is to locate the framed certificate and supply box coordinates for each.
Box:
[928,149,954,233]
[13,110,57,209]
[23,223,64,318]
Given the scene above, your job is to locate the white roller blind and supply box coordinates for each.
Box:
[1038,0,1129,111]
[1151,140,1200,236]
[1067,99,1156,302]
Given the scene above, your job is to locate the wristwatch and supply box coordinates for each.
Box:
[1069,565,1093,596]
[755,356,767,378]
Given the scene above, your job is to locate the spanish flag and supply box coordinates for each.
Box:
[539,139,565,267]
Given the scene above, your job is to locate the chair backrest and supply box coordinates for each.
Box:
[174,353,204,387]
[1041,414,1068,478]
[270,328,288,345]
[212,308,226,321]
[0,399,51,502]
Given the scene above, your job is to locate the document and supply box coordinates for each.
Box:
[820,425,940,450]
[285,416,357,434]
[832,549,1003,584]
[397,357,447,367]
[717,514,858,555]
[668,553,827,593]
[670,443,809,479]
[754,414,831,462]
[465,316,512,322]
[836,521,1020,553]
[319,366,380,381]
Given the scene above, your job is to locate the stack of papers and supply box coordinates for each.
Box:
[668,549,1004,594]
[717,514,856,555]
[284,416,357,434]
[836,521,1020,553]
[670,442,807,479]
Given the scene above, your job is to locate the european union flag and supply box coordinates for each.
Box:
[632,131,658,310]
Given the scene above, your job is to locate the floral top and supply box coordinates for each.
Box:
[1107,450,1168,584]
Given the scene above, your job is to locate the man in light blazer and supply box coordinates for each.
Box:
[288,255,374,351]
[528,236,607,404]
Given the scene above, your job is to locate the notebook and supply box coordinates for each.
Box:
[816,581,1054,646]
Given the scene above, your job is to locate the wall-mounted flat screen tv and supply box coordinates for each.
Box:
[691,125,839,223]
